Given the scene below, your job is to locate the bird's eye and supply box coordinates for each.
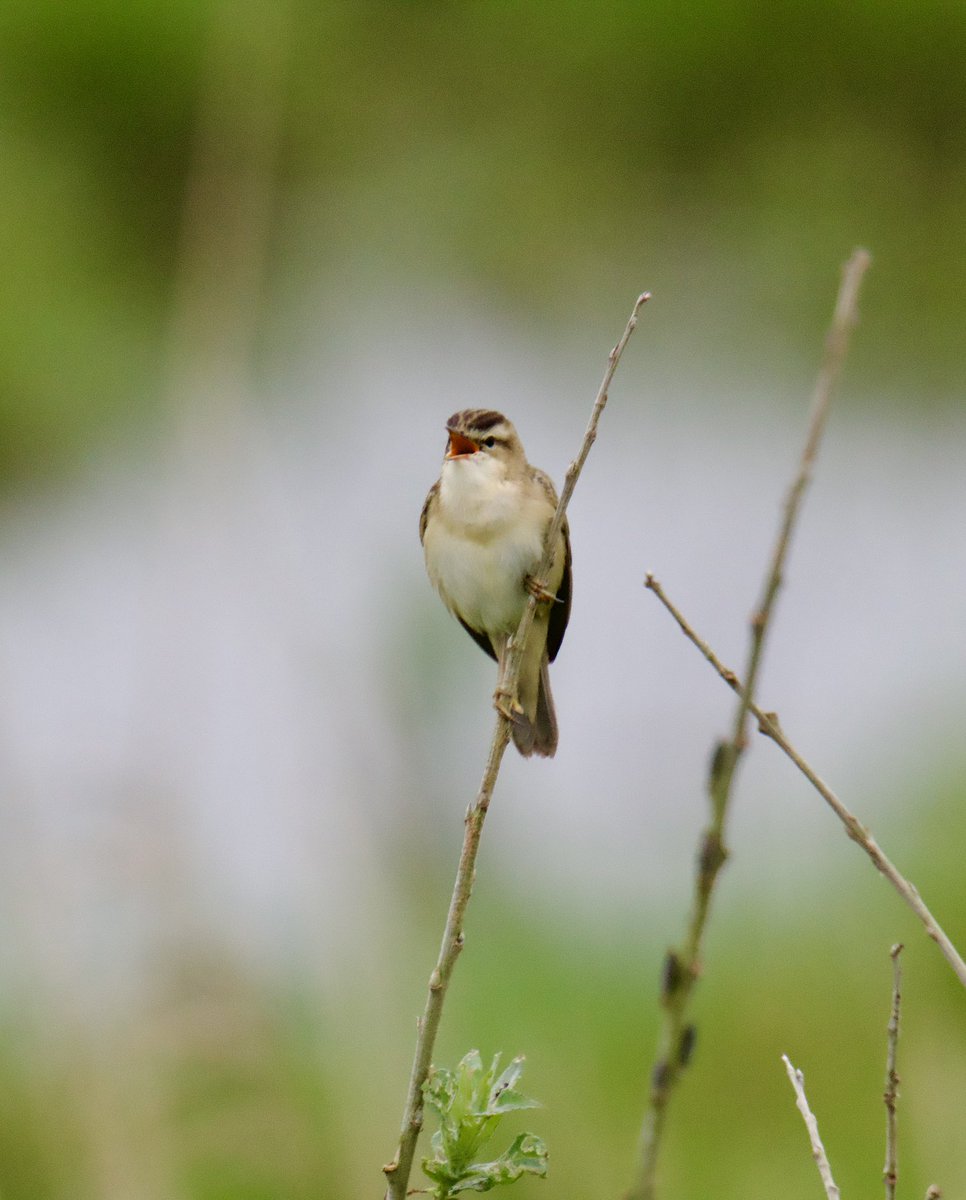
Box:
[482,437,496,448]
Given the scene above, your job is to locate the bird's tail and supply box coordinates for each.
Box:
[512,654,557,758]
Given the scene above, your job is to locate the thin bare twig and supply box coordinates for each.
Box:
[383,293,649,1200]
[643,573,966,990]
[782,1054,841,1200]
[727,248,871,788]
[502,292,651,686]
[628,250,871,1200]
[884,944,903,1200]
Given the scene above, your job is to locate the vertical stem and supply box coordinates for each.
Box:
[383,726,511,1199]
[629,250,871,1200]
[384,295,649,1199]
[884,944,903,1200]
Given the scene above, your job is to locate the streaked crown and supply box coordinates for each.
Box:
[446,409,512,439]
[441,409,527,468]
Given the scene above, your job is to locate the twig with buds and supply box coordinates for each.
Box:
[628,250,871,1200]
[782,948,944,1200]
[884,944,903,1200]
[383,293,649,1200]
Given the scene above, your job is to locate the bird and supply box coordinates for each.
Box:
[420,409,571,757]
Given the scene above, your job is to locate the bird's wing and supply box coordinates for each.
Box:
[530,468,571,663]
[547,519,571,663]
[419,480,439,544]
[457,616,498,662]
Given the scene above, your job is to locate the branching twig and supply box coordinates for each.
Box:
[884,944,903,1200]
[782,1054,841,1200]
[383,293,649,1200]
[643,574,966,990]
[627,250,871,1200]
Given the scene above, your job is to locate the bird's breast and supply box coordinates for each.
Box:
[424,465,548,636]
[435,457,523,536]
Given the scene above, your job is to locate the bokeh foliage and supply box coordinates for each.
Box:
[2,0,965,482]
[1,2,965,1197]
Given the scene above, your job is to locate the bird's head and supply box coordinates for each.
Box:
[443,410,525,470]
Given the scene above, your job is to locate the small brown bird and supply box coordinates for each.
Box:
[420,410,571,757]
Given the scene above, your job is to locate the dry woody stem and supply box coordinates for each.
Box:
[644,573,966,990]
[627,249,872,1200]
[782,1054,842,1200]
[383,293,649,1200]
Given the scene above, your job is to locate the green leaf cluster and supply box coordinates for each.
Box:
[420,1051,547,1197]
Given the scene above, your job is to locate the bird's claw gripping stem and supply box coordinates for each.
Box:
[524,574,559,604]
[494,687,526,726]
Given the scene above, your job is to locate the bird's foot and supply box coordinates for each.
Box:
[494,687,527,727]
[524,574,559,604]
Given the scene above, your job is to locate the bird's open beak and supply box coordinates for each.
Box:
[446,430,479,459]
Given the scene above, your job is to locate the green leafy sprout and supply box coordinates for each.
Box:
[419,1050,548,1197]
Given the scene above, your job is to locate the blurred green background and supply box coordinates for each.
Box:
[1,0,965,1197]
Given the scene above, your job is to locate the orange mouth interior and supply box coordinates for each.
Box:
[446,430,479,458]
